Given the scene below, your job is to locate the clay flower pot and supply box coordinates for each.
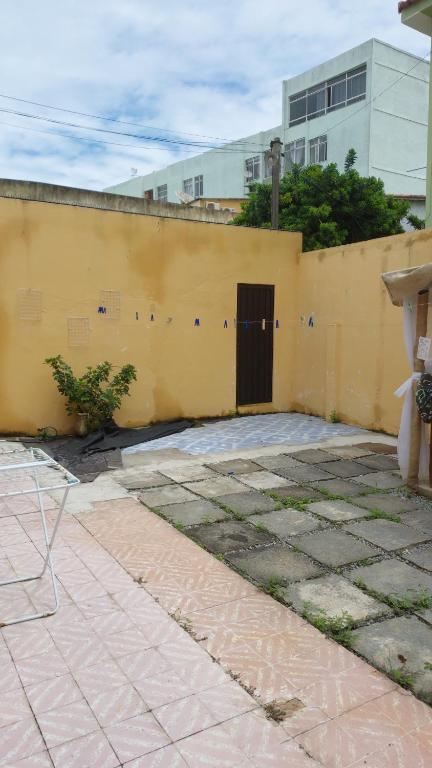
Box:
[75,413,89,437]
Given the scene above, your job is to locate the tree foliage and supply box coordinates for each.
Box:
[232,149,424,251]
[45,356,137,430]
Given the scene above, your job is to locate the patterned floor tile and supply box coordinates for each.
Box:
[198,681,257,721]
[117,649,170,683]
[36,700,99,748]
[25,674,83,715]
[102,628,154,658]
[0,688,32,728]
[122,744,189,767]
[134,669,195,710]
[12,752,54,767]
[15,649,69,687]
[154,694,217,740]
[176,723,252,768]
[73,659,129,698]
[49,731,119,768]
[87,682,148,727]
[104,713,170,763]
[250,740,321,767]
[0,716,45,765]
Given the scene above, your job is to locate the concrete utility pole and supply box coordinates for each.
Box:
[270,137,283,230]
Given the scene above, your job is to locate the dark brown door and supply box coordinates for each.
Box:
[236,283,274,406]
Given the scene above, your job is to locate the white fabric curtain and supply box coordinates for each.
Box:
[395,297,429,482]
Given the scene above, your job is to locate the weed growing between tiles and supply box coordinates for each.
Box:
[131,445,432,703]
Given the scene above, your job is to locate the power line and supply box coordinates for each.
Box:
[0,91,266,147]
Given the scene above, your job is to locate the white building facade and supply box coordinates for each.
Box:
[105,39,428,218]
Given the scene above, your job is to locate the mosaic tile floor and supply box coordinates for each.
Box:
[124,413,366,456]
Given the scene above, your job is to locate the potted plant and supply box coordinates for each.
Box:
[45,356,137,436]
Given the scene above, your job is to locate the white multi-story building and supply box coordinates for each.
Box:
[105,39,428,219]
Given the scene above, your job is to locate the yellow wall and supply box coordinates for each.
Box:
[0,197,301,434]
[292,227,432,435]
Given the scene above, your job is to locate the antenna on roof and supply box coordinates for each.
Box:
[176,190,194,205]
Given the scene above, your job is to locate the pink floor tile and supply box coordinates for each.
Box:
[0,659,22,693]
[89,610,135,637]
[0,688,32,728]
[73,658,129,698]
[36,699,99,748]
[9,751,53,767]
[122,743,189,767]
[104,713,170,763]
[154,694,217,741]
[4,625,55,660]
[87,682,148,727]
[250,740,322,767]
[134,669,195,710]
[15,649,69,687]
[220,709,290,757]
[77,594,119,619]
[102,628,154,658]
[0,716,45,765]
[25,674,82,715]
[117,649,170,684]
[49,730,119,768]
[175,723,252,768]
[349,730,432,767]
[281,705,329,739]
[198,681,257,722]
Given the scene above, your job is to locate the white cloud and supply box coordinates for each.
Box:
[0,0,427,189]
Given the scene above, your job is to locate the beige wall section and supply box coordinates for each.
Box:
[0,197,301,435]
[292,227,432,435]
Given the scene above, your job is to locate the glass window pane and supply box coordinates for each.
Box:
[329,78,346,108]
[183,178,193,196]
[307,85,326,119]
[289,94,307,125]
[157,184,167,201]
[194,175,203,197]
[347,70,366,100]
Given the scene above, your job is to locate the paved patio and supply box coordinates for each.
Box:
[1,433,432,767]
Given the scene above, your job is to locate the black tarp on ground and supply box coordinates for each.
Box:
[28,419,193,482]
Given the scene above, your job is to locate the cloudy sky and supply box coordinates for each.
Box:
[0,1,427,191]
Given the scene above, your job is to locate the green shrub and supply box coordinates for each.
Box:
[45,355,137,430]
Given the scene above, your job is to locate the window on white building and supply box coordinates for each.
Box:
[309,135,328,164]
[285,139,306,171]
[245,155,261,182]
[183,178,193,196]
[194,174,203,197]
[157,184,168,201]
[289,64,366,126]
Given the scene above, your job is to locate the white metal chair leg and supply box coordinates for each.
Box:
[0,483,70,627]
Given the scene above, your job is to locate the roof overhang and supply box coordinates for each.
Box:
[399,0,432,36]
[382,263,432,305]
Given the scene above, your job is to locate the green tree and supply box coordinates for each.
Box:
[232,150,424,251]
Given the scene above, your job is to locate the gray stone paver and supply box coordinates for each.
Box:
[351,494,420,514]
[157,499,227,526]
[356,442,397,455]
[311,478,366,497]
[239,471,292,490]
[291,529,379,567]
[400,509,432,535]
[306,499,369,522]
[226,544,324,585]
[353,471,404,490]
[139,485,197,508]
[214,491,276,516]
[403,544,432,571]
[353,616,432,702]
[206,459,262,475]
[248,509,324,538]
[160,465,218,483]
[324,445,373,460]
[275,466,335,484]
[314,460,368,478]
[271,485,324,502]
[355,454,399,472]
[345,519,431,551]
[253,455,304,471]
[290,449,335,464]
[346,558,432,599]
[114,470,174,490]
[283,573,392,623]
[189,520,276,554]
[183,476,248,498]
